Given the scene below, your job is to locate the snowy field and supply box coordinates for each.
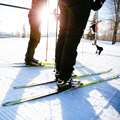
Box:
[0,37,120,120]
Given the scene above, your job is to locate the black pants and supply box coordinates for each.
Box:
[55,0,92,81]
[25,0,47,60]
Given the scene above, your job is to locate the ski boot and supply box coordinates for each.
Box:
[25,35,40,66]
[25,58,40,66]
[25,53,40,66]
[57,78,82,92]
[55,70,77,82]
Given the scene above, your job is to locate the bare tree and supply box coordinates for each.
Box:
[107,0,120,44]
[15,31,20,38]
[22,24,26,38]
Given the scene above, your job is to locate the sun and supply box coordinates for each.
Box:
[38,0,59,33]
[39,5,56,23]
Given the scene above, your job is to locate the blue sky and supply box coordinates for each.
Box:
[0,0,109,35]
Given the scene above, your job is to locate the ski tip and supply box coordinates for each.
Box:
[3,101,17,106]
[13,86,25,89]
[2,102,9,106]
[13,87,18,89]
[110,68,113,70]
[117,73,120,77]
[108,68,113,71]
[2,104,6,106]
[13,86,22,89]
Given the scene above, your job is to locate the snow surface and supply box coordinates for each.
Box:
[0,37,120,120]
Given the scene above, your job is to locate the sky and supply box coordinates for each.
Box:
[0,0,58,35]
[0,0,109,35]
[0,0,31,34]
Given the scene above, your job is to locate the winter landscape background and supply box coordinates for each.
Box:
[0,37,120,120]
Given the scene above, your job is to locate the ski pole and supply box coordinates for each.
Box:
[50,9,56,34]
[0,3,59,15]
[94,11,98,45]
[45,0,50,61]
[55,1,59,48]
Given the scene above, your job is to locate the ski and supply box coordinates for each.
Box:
[0,63,54,68]
[7,64,55,68]
[0,64,54,68]
[0,62,54,67]
[3,73,120,106]
[0,63,85,68]
[14,68,112,89]
[14,62,55,65]
[0,65,85,68]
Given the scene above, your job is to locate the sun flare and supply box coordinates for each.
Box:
[39,2,59,33]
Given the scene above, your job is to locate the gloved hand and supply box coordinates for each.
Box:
[92,0,106,11]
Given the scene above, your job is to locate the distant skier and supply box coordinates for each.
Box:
[25,0,47,66]
[90,22,103,55]
[55,0,106,91]
[95,45,103,55]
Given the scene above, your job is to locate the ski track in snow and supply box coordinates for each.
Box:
[0,37,120,120]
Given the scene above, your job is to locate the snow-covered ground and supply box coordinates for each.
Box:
[0,37,120,120]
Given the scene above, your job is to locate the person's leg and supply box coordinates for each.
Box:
[59,0,92,81]
[25,22,41,65]
[25,0,47,65]
[55,1,69,71]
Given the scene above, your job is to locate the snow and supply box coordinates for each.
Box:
[0,37,120,120]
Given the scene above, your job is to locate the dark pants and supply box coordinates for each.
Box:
[28,0,47,41]
[55,0,92,81]
[25,0,47,60]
